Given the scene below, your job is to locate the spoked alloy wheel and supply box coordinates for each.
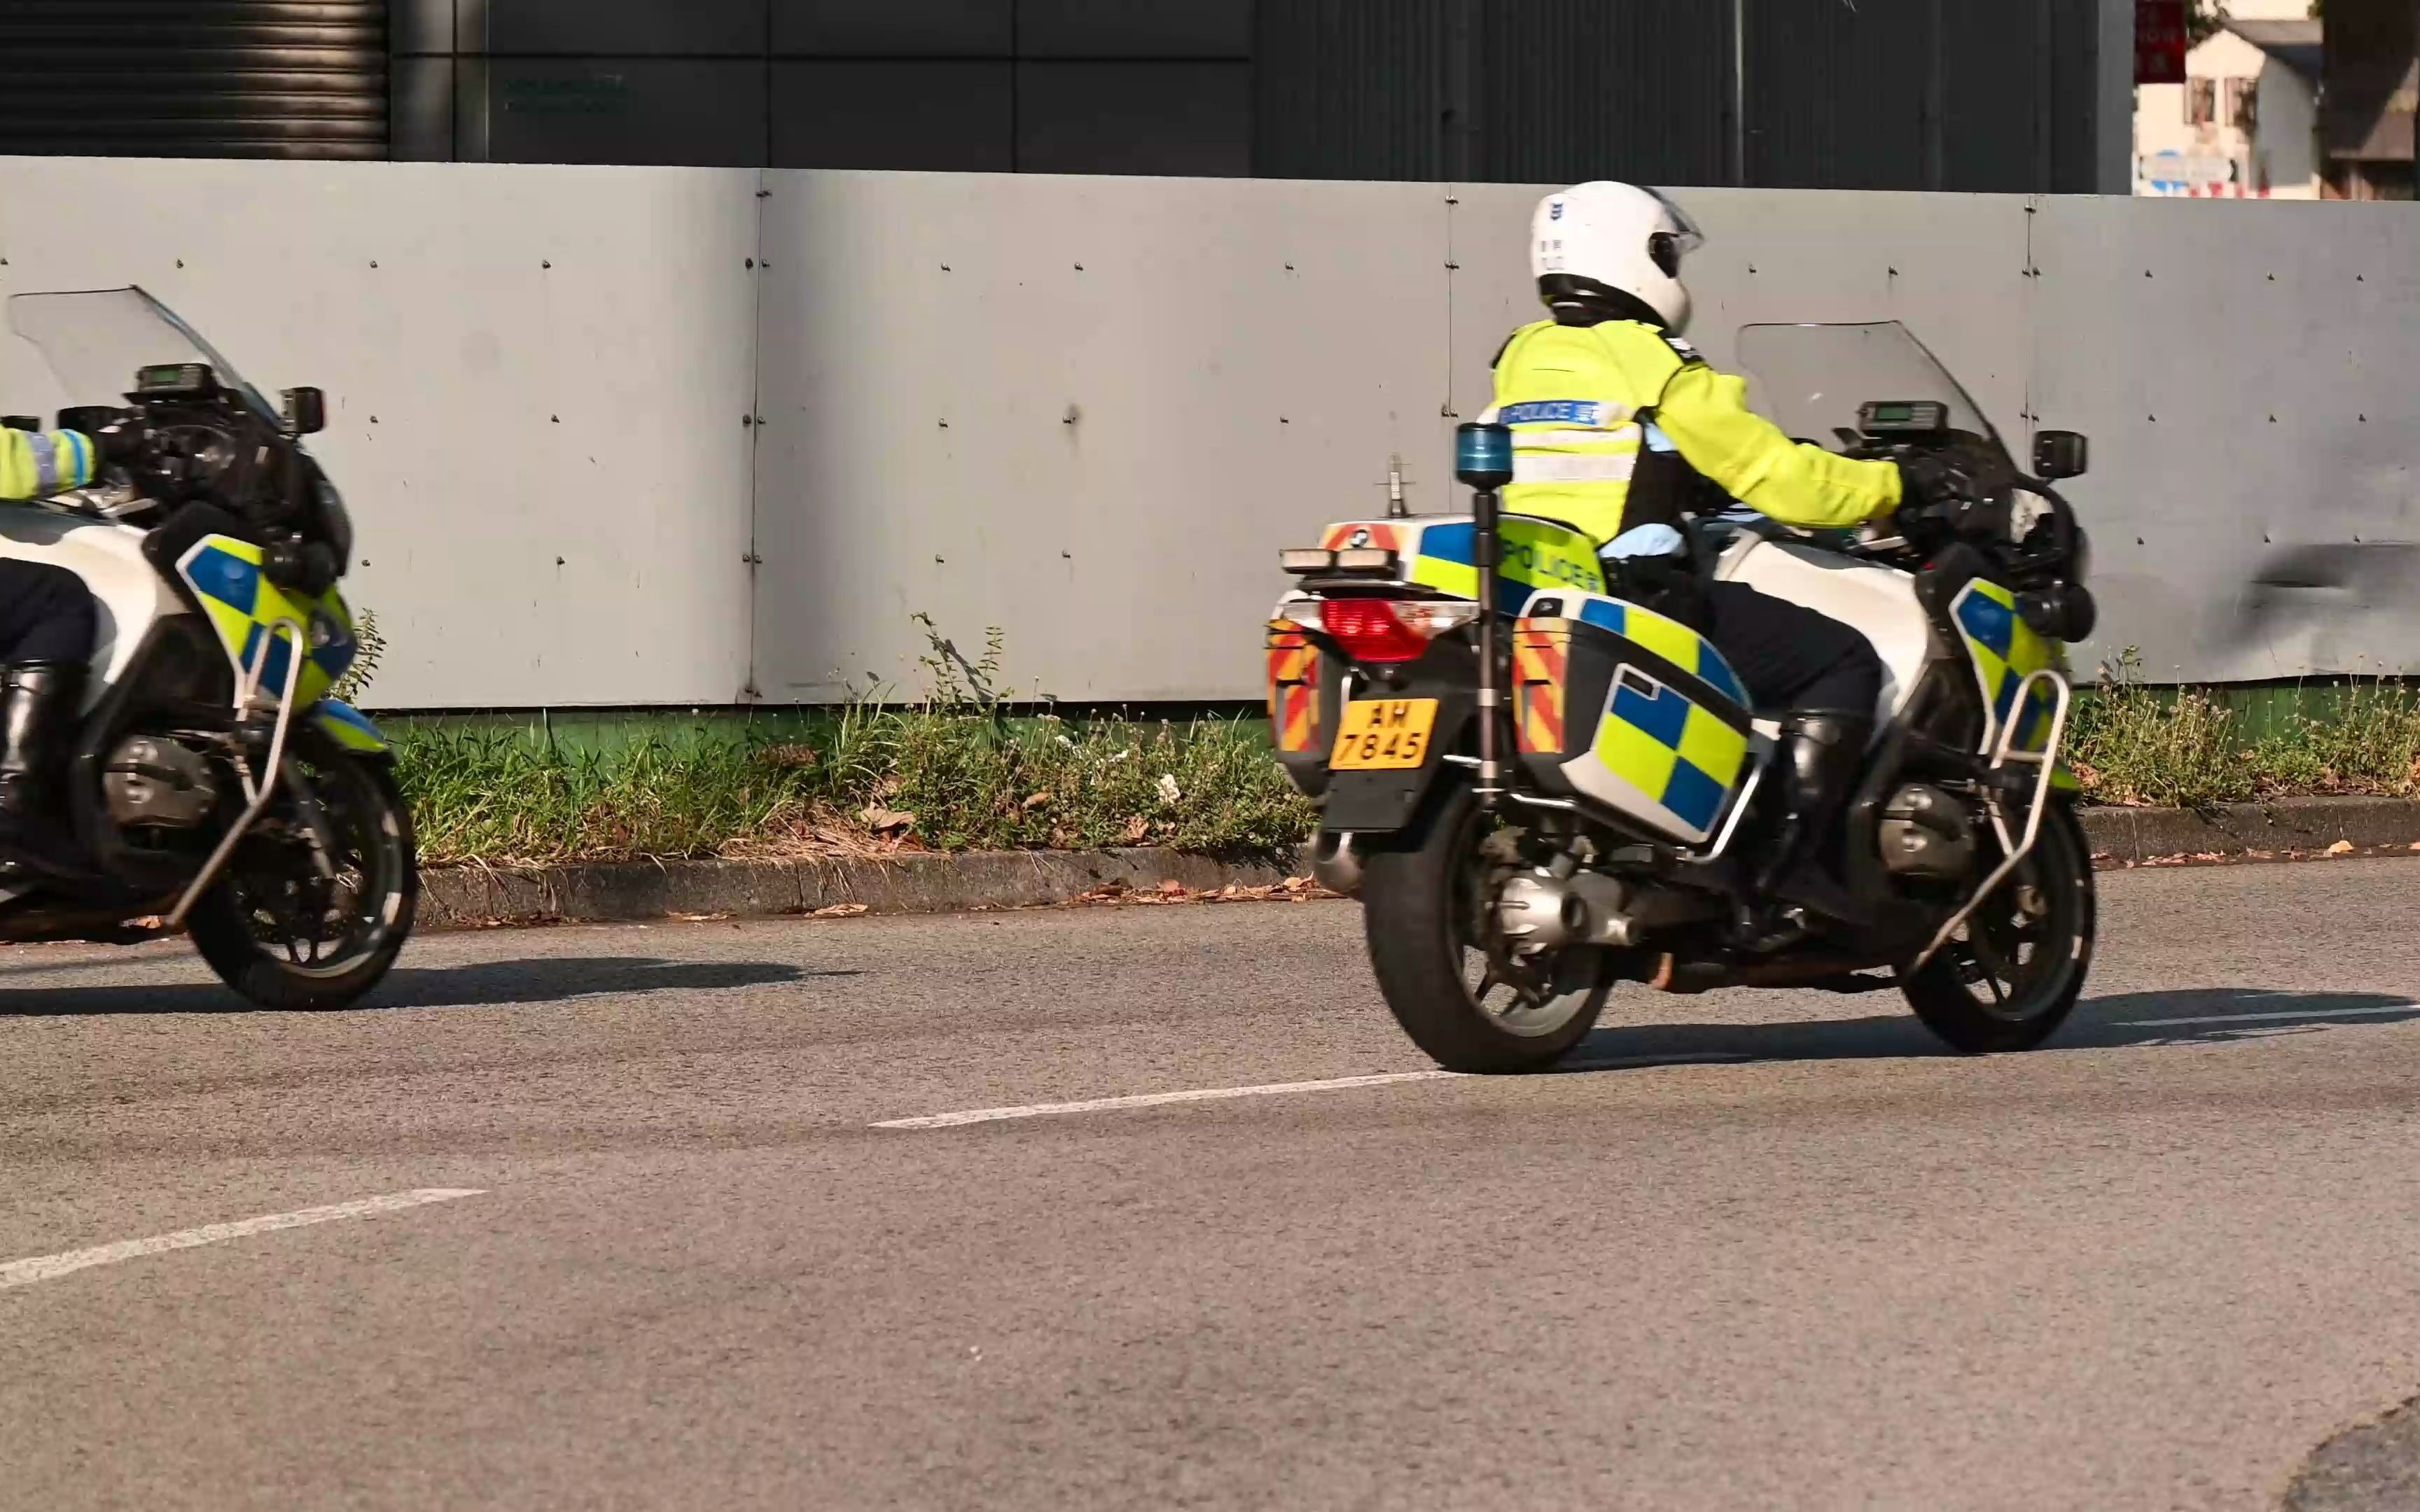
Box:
[1363,778,1607,1072]
[1898,802,2095,1053]
[188,732,417,1010]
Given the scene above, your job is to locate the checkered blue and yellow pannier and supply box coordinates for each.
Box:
[1512,592,1758,848]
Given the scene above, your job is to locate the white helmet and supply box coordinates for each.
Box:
[1530,181,1706,332]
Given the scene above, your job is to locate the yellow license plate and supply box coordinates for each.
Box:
[1330,698,1440,771]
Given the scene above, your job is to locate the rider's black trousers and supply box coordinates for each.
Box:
[1700,580,1882,717]
[0,559,97,664]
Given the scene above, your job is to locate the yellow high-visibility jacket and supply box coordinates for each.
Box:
[0,428,96,501]
[1487,317,1901,547]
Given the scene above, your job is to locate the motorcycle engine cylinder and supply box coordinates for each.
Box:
[102,736,216,829]
[1879,783,1977,879]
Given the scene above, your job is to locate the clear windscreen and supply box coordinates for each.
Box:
[6,286,278,421]
[1738,321,1999,454]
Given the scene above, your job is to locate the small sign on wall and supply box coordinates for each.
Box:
[2136,0,2188,85]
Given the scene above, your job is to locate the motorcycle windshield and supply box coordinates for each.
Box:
[1737,321,2003,458]
[5,286,279,423]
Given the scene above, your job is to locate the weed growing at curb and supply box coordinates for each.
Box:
[375,621,2420,864]
[2070,651,2420,809]
[394,715,1316,866]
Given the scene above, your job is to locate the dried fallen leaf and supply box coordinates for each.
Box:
[1023,792,1053,809]
[2326,839,2356,855]
[671,910,734,923]
[810,902,870,918]
[2408,841,2420,852]
[1155,879,1189,899]
[860,805,917,834]
[1121,815,1150,844]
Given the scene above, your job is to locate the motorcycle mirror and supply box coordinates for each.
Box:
[2032,430,2088,482]
[280,386,327,437]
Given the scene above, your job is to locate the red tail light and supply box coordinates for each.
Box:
[1320,598,1435,664]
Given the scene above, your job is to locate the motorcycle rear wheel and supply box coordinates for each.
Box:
[188,734,417,1011]
[1361,778,1608,1073]
[1897,802,2095,1053]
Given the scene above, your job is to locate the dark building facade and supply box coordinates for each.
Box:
[2,1,2118,191]
[2320,0,2417,198]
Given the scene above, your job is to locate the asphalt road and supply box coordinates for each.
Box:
[7,859,2420,1510]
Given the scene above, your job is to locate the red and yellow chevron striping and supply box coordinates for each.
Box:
[1512,623,1569,755]
[1265,624,1323,754]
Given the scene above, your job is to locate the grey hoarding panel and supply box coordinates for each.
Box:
[0,157,760,708]
[2031,195,2420,681]
[750,170,1450,701]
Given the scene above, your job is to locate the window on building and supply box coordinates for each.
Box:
[2225,77,2258,135]
[2187,77,2217,125]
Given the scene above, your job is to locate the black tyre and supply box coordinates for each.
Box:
[1898,802,2095,1053]
[189,732,417,1011]
[1361,778,1608,1073]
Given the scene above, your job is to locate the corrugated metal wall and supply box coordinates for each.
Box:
[1256,0,2101,192]
[0,1,387,160]
[1253,0,1452,181]
[1745,0,1935,190]
[1475,0,1732,188]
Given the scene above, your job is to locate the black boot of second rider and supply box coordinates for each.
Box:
[1734,711,1874,953]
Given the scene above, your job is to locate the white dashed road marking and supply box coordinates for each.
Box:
[874,1071,1462,1128]
[874,1054,1757,1129]
[0,1189,487,1292]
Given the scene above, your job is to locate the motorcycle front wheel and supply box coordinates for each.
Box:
[1361,776,1608,1073]
[1896,802,2095,1053]
[188,732,418,1011]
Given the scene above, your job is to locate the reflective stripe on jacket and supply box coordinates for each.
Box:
[0,429,95,501]
[1487,318,1902,546]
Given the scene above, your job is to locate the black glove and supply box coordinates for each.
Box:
[1897,446,2012,540]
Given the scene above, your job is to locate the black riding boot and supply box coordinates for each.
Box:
[0,662,87,820]
[1735,711,1873,951]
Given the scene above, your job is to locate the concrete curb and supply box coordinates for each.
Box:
[417,797,2420,930]
[419,848,1303,930]
[2075,797,2420,864]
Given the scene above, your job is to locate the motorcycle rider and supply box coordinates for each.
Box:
[1485,180,1967,948]
[0,422,101,820]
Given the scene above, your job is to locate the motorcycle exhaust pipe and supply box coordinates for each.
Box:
[1497,871,1643,951]
[1310,831,1365,897]
[1646,954,1878,995]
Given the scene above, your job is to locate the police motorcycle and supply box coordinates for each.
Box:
[0,287,413,1009]
[1266,322,2098,1072]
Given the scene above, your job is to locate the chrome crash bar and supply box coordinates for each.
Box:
[1907,667,2075,974]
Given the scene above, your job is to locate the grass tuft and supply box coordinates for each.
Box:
[2069,650,2420,809]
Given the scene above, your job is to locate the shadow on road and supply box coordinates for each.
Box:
[1568,986,2420,1068]
[0,955,840,1017]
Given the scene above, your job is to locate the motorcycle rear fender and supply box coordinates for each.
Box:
[1316,657,1477,837]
